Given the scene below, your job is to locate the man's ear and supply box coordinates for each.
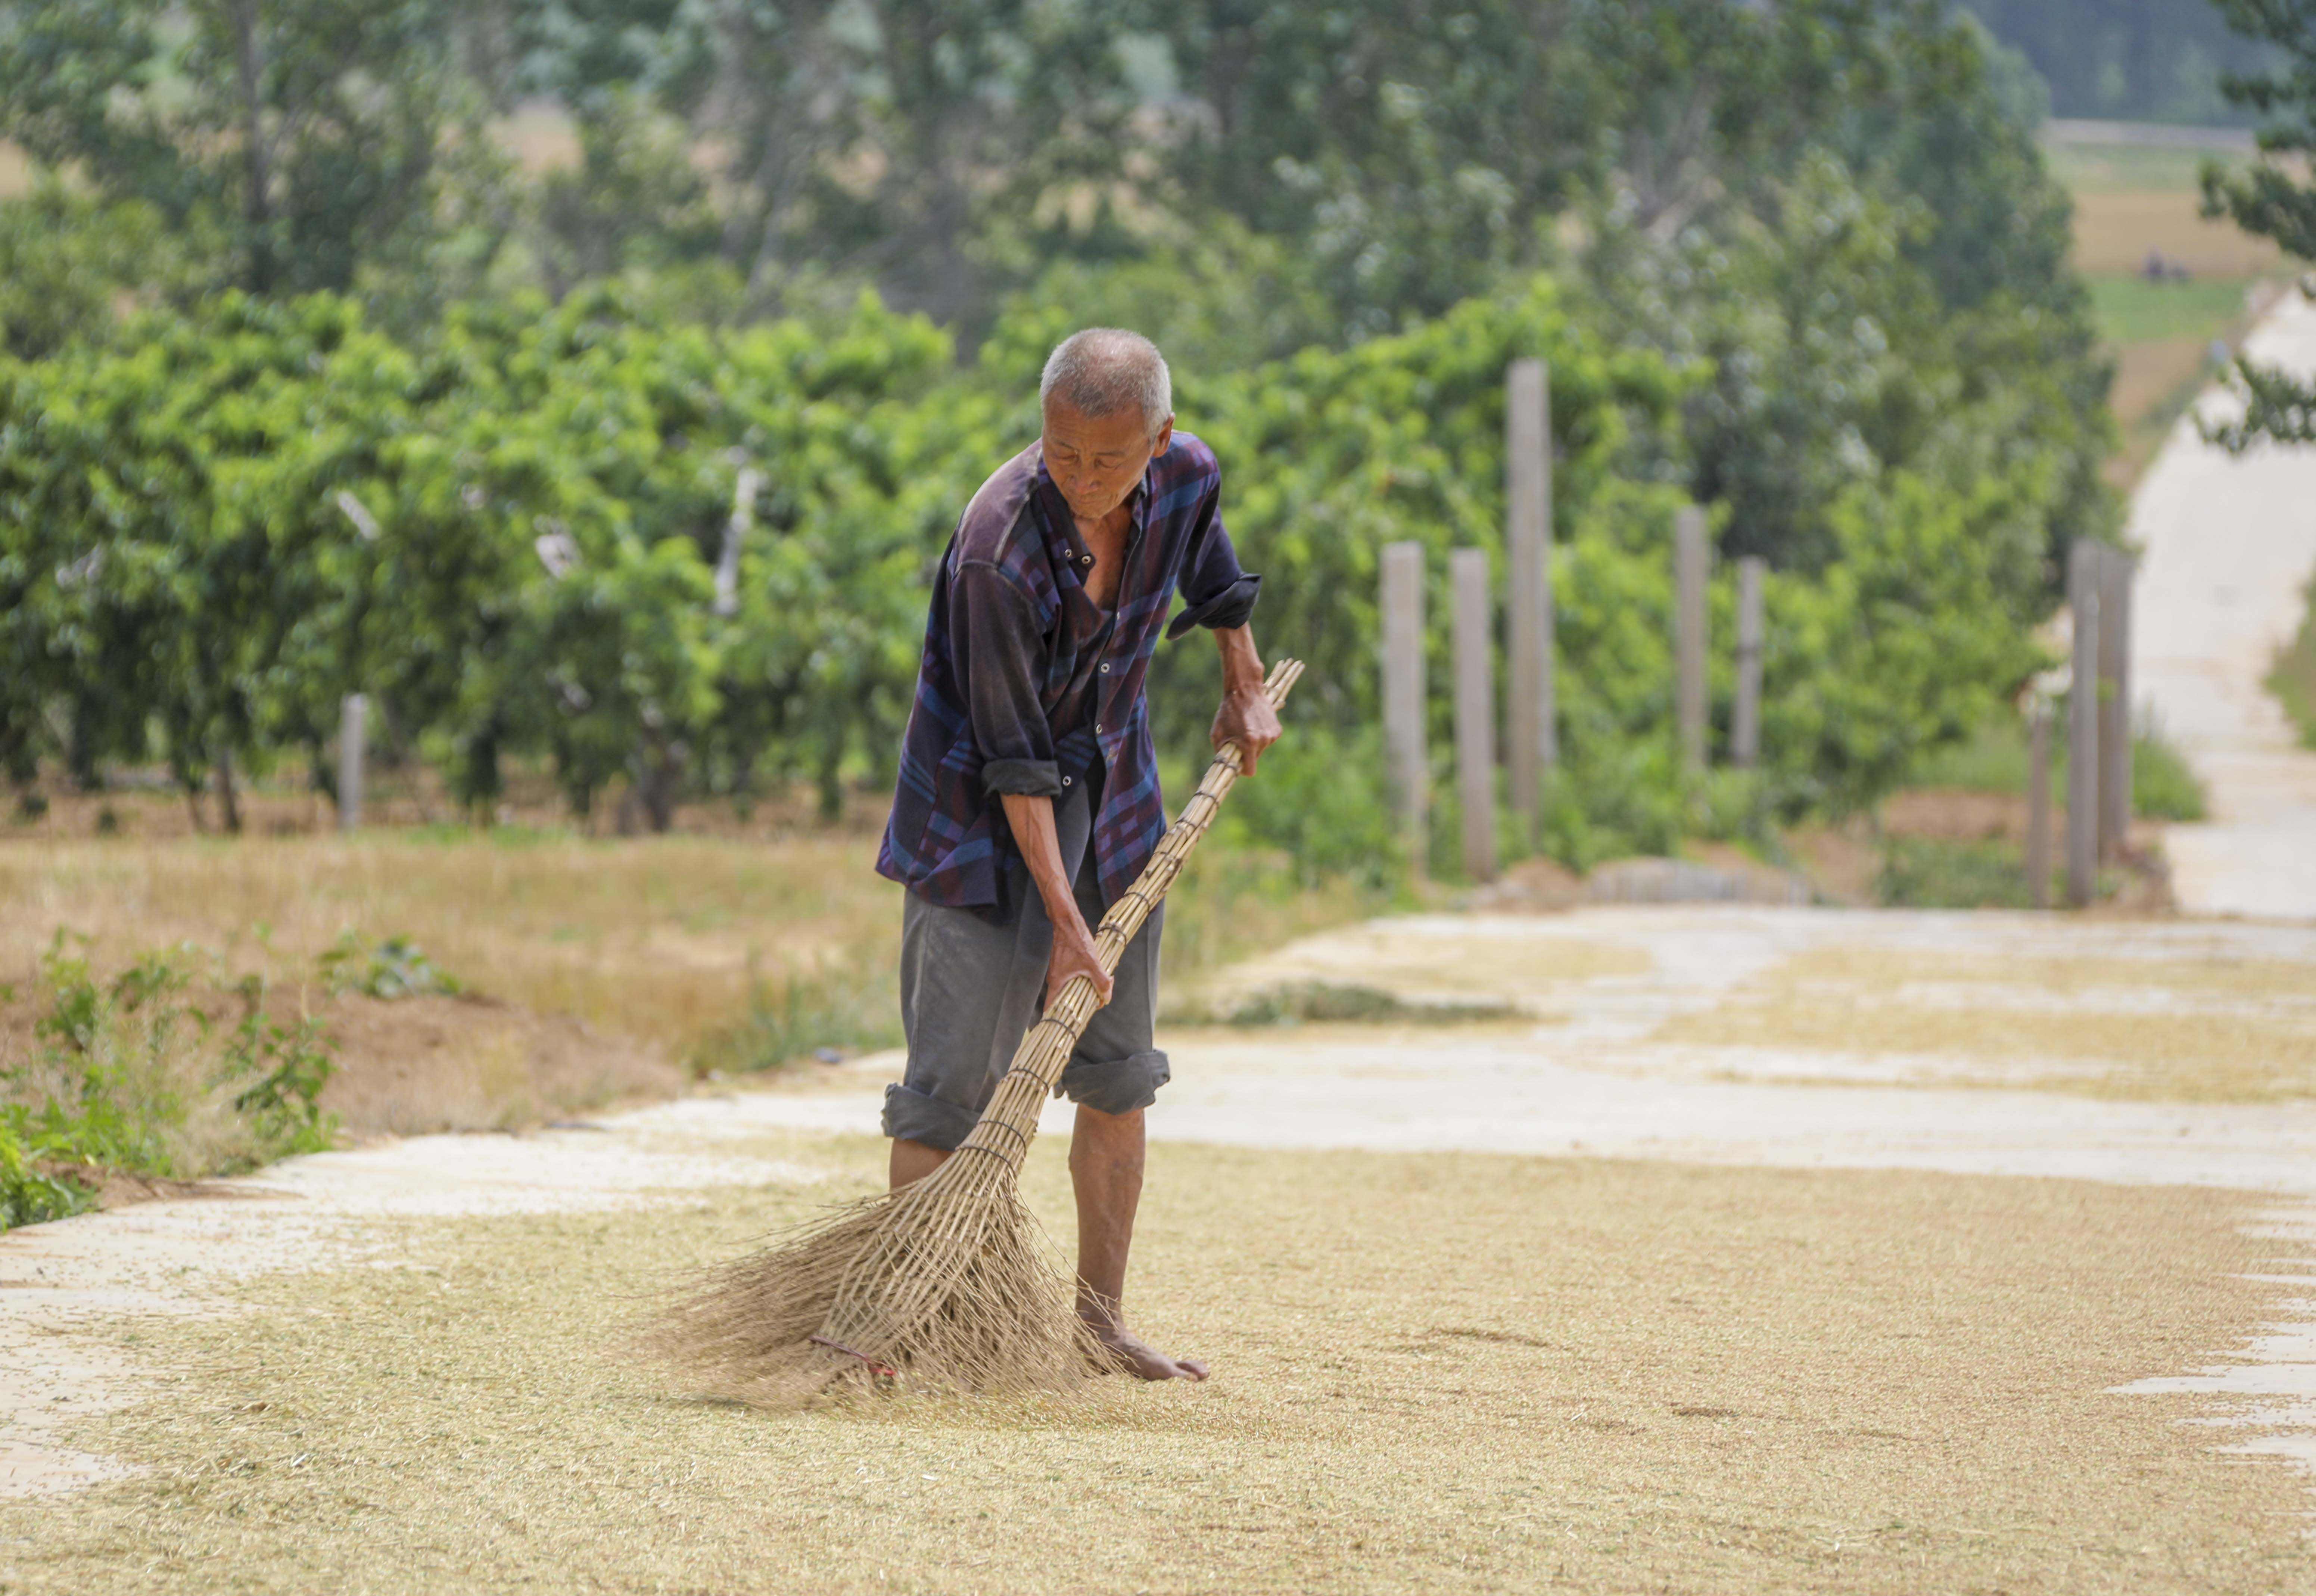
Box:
[1150,415,1176,458]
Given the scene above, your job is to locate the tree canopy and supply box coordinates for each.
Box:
[2201,0,2316,450]
[0,0,2131,862]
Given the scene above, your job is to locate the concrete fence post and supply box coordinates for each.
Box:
[1451,547,1497,883]
[1674,505,1710,772]
[715,465,761,619]
[338,693,367,832]
[2067,542,2101,908]
[2096,544,2135,862]
[1505,358,1554,840]
[1380,542,1429,871]
[1732,556,1765,769]
[2026,699,2052,909]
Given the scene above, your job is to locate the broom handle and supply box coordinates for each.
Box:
[952,656,1305,1170]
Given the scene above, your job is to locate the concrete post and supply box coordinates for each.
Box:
[2027,699,2052,909]
[2096,544,2135,862]
[2067,542,2101,908]
[1505,359,1554,838]
[1732,556,1765,769]
[1451,547,1497,883]
[715,466,761,619]
[1380,542,1428,869]
[1674,505,1710,771]
[338,693,367,832]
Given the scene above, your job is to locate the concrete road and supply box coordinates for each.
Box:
[2133,287,2316,919]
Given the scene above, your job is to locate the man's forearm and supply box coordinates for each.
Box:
[1000,791,1089,934]
[1213,625,1265,693]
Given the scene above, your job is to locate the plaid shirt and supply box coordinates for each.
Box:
[876,432,1260,919]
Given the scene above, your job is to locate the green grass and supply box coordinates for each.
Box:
[2043,141,2251,195]
[1871,838,2137,911]
[2269,570,2316,750]
[691,956,902,1075]
[1873,837,2041,909]
[1,936,343,1228]
[1904,713,2206,821]
[2084,272,2250,347]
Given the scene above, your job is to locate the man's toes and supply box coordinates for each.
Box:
[1173,1357,1210,1381]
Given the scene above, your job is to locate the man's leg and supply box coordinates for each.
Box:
[889,1138,948,1189]
[1068,1102,1207,1382]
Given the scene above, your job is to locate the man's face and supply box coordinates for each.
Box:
[1040,397,1173,522]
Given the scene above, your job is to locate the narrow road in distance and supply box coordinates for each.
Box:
[2133,287,2316,919]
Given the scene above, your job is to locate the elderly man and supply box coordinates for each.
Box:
[874,328,1279,1381]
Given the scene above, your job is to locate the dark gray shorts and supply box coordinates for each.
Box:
[882,785,1167,1151]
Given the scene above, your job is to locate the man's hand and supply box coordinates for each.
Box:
[1212,684,1282,775]
[1211,624,1281,775]
[1046,905,1114,1011]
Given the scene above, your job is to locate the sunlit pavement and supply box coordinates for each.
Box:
[2135,287,2316,920]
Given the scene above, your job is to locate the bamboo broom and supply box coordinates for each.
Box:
[653,656,1306,1406]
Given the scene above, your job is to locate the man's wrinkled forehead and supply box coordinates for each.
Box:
[1041,396,1154,458]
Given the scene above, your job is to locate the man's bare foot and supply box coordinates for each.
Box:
[1084,1316,1209,1382]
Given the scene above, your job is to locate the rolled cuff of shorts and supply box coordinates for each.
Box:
[1054,1049,1171,1117]
[981,757,1063,797]
[1165,573,1262,639]
[881,1081,983,1151]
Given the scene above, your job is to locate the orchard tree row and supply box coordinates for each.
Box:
[2,266,2055,870]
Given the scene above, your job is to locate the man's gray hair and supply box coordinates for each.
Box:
[1039,328,1172,437]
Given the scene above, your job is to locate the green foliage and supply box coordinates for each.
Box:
[1875,836,2043,910]
[0,1,2124,871]
[0,183,208,360]
[1902,709,2208,824]
[2201,0,2316,451]
[2269,571,2316,750]
[1210,725,1407,893]
[223,1014,339,1157]
[320,934,463,1000]
[0,260,2068,864]
[694,959,901,1077]
[0,0,513,311]
[2131,723,2208,822]
[0,933,343,1226]
[0,1120,91,1229]
[0,284,962,827]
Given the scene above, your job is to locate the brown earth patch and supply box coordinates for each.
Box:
[2071,189,2284,278]
[316,993,682,1138]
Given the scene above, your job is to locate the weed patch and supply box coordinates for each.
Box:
[0,934,341,1228]
[2269,567,2316,750]
[1175,980,1516,1027]
[693,956,902,1075]
[1902,713,2205,821]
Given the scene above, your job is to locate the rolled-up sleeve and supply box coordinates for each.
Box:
[954,560,1062,796]
[1164,476,1262,639]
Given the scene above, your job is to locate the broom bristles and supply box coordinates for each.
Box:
[652,659,1305,1406]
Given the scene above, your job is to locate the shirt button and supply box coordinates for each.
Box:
[1100,663,1109,673]
[1062,776,1072,786]
[1095,722,1103,734]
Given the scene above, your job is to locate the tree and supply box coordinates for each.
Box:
[522,0,1140,330]
[0,0,513,310]
[2203,0,2316,449]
